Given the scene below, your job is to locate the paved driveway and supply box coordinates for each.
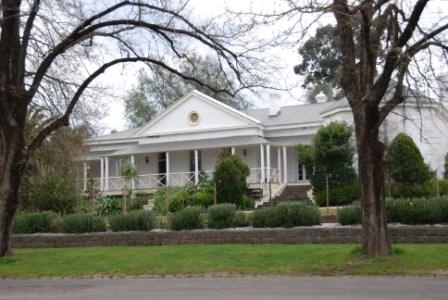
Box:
[0,277,447,300]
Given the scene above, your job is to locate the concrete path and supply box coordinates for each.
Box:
[0,276,447,300]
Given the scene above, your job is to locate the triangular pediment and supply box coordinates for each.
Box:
[136,90,260,137]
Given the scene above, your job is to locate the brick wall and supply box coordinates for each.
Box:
[12,226,448,249]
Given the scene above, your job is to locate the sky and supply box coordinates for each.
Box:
[93,0,448,134]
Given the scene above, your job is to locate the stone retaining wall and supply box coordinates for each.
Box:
[12,226,448,249]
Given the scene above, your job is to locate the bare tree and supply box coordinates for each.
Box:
[0,0,268,256]
[232,0,448,257]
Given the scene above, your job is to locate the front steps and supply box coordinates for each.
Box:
[255,183,313,208]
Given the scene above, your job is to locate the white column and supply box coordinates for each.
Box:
[266,144,271,183]
[277,147,282,183]
[83,162,88,191]
[231,147,235,155]
[104,156,109,191]
[283,146,288,184]
[130,155,135,189]
[194,150,199,184]
[260,144,265,184]
[100,157,104,191]
[166,152,170,186]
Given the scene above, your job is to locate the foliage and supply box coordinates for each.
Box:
[213,155,250,207]
[109,210,154,232]
[240,194,255,210]
[153,187,188,214]
[294,25,342,89]
[273,202,321,227]
[62,214,107,233]
[124,54,248,127]
[315,184,359,207]
[95,197,121,216]
[386,197,448,225]
[337,204,362,225]
[13,211,62,234]
[26,166,78,215]
[253,202,320,228]
[294,25,343,102]
[422,179,448,197]
[170,206,204,231]
[385,133,433,186]
[298,122,357,197]
[252,208,278,228]
[128,193,151,211]
[191,191,214,208]
[233,211,251,227]
[207,204,236,229]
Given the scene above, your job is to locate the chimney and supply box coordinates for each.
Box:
[315,91,328,103]
[268,93,281,117]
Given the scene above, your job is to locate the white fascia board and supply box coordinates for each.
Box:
[140,124,262,138]
[263,122,323,131]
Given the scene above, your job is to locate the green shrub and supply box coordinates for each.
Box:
[191,191,214,208]
[153,187,190,214]
[387,182,427,198]
[109,210,154,232]
[13,211,61,234]
[252,207,278,228]
[198,181,214,193]
[337,204,362,225]
[170,206,203,230]
[27,170,78,214]
[62,213,107,233]
[207,204,236,229]
[385,133,433,186]
[422,179,448,197]
[233,211,250,227]
[315,184,359,206]
[129,193,151,211]
[274,202,320,227]
[253,203,320,227]
[95,197,121,216]
[386,197,448,224]
[240,194,255,209]
[213,155,250,206]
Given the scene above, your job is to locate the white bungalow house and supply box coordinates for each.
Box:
[82,90,448,206]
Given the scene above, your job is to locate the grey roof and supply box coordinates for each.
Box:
[245,100,339,126]
[111,136,268,156]
[88,127,141,142]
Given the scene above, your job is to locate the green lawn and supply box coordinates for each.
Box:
[1,244,447,278]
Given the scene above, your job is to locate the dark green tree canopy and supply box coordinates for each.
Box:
[294,25,343,102]
[298,122,356,192]
[213,155,250,207]
[385,133,433,186]
[124,54,248,128]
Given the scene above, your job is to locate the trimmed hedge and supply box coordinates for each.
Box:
[109,210,154,232]
[336,196,448,225]
[253,202,320,228]
[13,211,61,234]
[191,191,214,208]
[337,205,362,225]
[62,213,107,233]
[170,206,203,231]
[386,196,448,225]
[207,204,236,229]
[315,184,359,206]
[233,211,251,227]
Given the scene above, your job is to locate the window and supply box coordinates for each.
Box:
[187,111,200,125]
[298,164,307,181]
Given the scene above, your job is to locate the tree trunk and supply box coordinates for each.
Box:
[354,106,391,258]
[0,129,26,257]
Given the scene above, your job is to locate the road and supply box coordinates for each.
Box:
[0,276,447,300]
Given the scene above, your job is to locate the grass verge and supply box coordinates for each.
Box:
[1,244,447,278]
